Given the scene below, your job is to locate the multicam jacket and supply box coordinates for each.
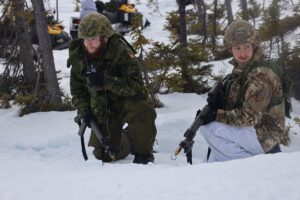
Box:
[68,34,148,123]
[216,55,286,152]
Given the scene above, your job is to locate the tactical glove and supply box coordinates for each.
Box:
[83,112,96,128]
[207,90,222,110]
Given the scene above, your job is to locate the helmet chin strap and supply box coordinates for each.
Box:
[99,35,108,50]
[100,36,106,45]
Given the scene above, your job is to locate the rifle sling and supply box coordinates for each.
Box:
[81,134,88,161]
[186,150,192,165]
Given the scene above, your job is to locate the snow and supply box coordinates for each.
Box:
[1,0,300,199]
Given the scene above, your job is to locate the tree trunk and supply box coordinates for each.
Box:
[195,0,207,45]
[212,0,218,52]
[178,0,195,92]
[14,0,37,83]
[240,0,249,20]
[225,0,234,24]
[178,0,188,50]
[31,0,62,104]
[178,0,188,79]
[293,72,300,100]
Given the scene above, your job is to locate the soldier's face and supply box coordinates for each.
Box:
[231,43,253,64]
[83,37,101,54]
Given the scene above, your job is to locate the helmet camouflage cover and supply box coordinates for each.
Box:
[78,13,114,38]
[224,19,260,49]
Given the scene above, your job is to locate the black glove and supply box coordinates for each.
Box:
[207,90,222,109]
[83,112,95,128]
[201,109,217,125]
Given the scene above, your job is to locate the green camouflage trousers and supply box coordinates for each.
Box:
[88,99,157,161]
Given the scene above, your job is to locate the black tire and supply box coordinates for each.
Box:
[52,31,71,50]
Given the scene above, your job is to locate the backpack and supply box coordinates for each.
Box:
[236,59,292,118]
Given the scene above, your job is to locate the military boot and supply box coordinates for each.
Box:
[133,153,154,164]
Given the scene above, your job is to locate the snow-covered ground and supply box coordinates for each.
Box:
[1,0,300,199]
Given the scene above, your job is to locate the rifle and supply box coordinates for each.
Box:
[74,116,116,161]
[174,81,224,164]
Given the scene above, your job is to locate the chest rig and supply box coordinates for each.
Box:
[224,59,291,118]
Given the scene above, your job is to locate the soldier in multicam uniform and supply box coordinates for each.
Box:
[68,13,157,164]
[200,19,288,162]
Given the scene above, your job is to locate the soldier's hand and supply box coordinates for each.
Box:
[83,112,96,128]
[207,90,221,109]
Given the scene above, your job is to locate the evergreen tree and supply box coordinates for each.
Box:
[194,0,207,45]
[144,9,212,94]
[0,0,73,114]
[130,16,163,107]
[259,0,300,100]
[240,0,249,20]
[248,0,261,26]
[14,0,37,83]
[259,0,300,59]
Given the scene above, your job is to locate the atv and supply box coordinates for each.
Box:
[0,11,71,60]
[70,0,150,39]
[31,13,71,50]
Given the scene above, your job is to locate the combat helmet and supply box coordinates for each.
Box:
[78,13,114,39]
[224,19,260,49]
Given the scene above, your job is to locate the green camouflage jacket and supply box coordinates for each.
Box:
[68,34,148,123]
[216,56,286,152]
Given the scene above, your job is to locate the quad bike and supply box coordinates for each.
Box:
[31,13,71,50]
[0,11,71,54]
[70,0,150,39]
[47,23,71,50]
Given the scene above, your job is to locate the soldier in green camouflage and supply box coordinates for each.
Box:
[200,19,289,162]
[68,13,157,164]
